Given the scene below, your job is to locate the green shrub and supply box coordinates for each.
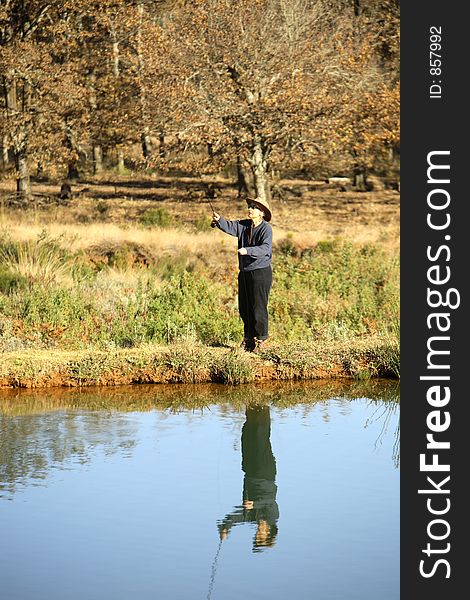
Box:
[0,268,28,294]
[143,271,242,345]
[151,251,191,280]
[195,216,212,232]
[139,207,173,228]
[0,237,399,353]
[277,233,298,257]
[12,286,98,347]
[94,201,109,217]
[269,239,399,342]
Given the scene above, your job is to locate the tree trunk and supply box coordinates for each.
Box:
[1,136,9,168]
[5,78,17,112]
[87,71,103,176]
[353,165,367,191]
[93,145,103,175]
[15,148,32,202]
[3,80,17,170]
[159,131,166,159]
[116,147,125,174]
[111,30,125,174]
[67,163,80,180]
[236,154,251,197]
[112,40,120,78]
[64,122,80,180]
[389,145,399,170]
[5,77,32,201]
[137,4,152,161]
[251,140,270,202]
[141,129,152,160]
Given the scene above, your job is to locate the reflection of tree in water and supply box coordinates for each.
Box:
[0,379,400,497]
[0,411,137,498]
[217,406,279,553]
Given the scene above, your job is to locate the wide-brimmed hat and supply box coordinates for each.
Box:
[246,197,272,222]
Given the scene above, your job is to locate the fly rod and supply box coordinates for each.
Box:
[209,199,217,228]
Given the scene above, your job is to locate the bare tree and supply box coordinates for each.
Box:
[142,0,351,199]
[0,1,89,200]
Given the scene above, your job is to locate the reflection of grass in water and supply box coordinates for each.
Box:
[0,379,399,416]
[364,399,400,468]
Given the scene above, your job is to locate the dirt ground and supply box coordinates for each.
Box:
[0,176,400,246]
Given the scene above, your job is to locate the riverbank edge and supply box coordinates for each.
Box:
[0,337,399,388]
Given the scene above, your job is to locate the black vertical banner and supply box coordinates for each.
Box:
[401,3,466,599]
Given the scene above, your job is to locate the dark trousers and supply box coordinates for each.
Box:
[238,266,272,340]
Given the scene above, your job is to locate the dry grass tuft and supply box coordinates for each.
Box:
[0,236,76,287]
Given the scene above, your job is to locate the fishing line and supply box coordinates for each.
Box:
[206,538,223,600]
[216,427,223,511]
[241,220,253,348]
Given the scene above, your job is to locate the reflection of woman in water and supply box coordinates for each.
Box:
[217,405,279,552]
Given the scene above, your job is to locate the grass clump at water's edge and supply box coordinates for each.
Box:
[0,337,399,389]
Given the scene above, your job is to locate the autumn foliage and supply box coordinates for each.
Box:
[0,0,399,200]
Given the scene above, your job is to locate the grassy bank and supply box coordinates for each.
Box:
[0,182,399,386]
[0,337,399,389]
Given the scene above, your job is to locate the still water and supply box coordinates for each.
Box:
[0,380,399,600]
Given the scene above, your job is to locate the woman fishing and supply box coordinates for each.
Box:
[211,197,273,352]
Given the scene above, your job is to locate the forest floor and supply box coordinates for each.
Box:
[0,174,399,239]
[0,174,399,272]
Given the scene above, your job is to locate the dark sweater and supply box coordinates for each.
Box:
[216,217,272,271]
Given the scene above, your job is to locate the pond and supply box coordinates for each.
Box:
[0,379,399,600]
